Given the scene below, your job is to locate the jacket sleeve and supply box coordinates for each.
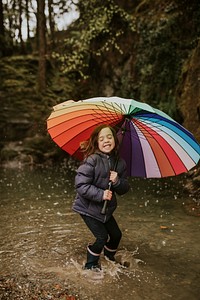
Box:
[112,160,130,195]
[75,157,104,202]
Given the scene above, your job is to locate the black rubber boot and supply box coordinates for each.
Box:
[104,245,117,261]
[84,246,101,270]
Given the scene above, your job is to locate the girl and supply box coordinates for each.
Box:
[72,124,130,270]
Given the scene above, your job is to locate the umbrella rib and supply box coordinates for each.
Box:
[48,99,124,131]
[136,117,199,162]
[94,101,124,116]
[123,120,147,177]
[48,101,121,120]
[133,119,188,174]
[49,110,120,131]
[61,117,121,148]
[135,114,198,149]
[132,125,147,177]
[131,122,153,177]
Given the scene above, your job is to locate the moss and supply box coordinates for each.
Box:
[0,148,18,160]
[23,135,52,152]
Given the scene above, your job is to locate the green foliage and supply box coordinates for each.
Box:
[52,0,135,78]
[134,1,200,116]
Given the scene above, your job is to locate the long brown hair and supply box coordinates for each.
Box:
[80,124,119,158]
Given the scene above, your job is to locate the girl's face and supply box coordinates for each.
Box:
[98,127,115,154]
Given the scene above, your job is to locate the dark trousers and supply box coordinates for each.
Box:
[80,214,122,255]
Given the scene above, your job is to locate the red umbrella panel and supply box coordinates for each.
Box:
[47,99,124,159]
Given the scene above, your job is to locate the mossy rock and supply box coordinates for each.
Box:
[23,135,51,152]
[0,148,19,160]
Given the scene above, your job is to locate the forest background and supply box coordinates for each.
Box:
[0,0,199,198]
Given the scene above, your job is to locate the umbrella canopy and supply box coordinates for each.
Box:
[47,96,200,178]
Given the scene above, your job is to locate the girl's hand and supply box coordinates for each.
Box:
[110,171,118,184]
[103,189,112,201]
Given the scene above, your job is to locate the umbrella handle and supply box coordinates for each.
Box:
[101,158,119,215]
[101,200,108,215]
[101,181,112,215]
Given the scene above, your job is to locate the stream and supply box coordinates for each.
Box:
[0,163,199,300]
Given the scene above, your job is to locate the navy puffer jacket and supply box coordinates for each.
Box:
[72,151,130,223]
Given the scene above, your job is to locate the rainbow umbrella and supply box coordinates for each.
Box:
[47,96,200,178]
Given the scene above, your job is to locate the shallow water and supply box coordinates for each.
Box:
[0,164,199,299]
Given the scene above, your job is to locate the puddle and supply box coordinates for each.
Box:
[0,165,199,299]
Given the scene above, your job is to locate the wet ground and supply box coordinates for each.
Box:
[0,164,199,299]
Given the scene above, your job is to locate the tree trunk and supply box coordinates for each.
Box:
[25,0,30,40]
[37,0,46,92]
[0,0,4,36]
[48,0,55,50]
[0,0,5,56]
[18,0,25,53]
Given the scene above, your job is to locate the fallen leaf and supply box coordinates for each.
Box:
[160,225,168,229]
